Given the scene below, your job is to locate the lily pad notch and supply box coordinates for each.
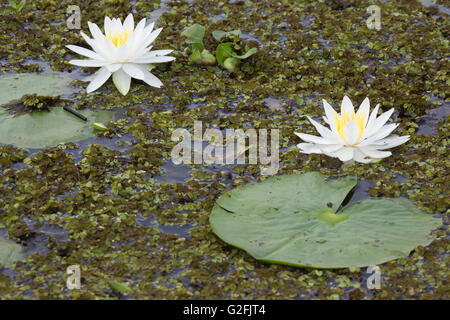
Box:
[210,172,441,269]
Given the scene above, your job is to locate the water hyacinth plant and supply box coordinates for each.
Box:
[66,14,175,95]
[181,24,257,72]
[295,96,410,163]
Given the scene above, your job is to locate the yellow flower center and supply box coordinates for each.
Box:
[107,29,130,48]
[334,110,366,145]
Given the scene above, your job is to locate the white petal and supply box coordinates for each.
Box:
[131,55,176,64]
[69,59,110,67]
[123,13,134,32]
[306,116,340,142]
[66,45,104,61]
[122,19,147,57]
[359,147,392,159]
[364,103,380,134]
[135,65,163,88]
[294,132,335,145]
[106,64,122,73]
[142,22,155,39]
[364,108,395,138]
[353,148,374,163]
[319,144,343,153]
[89,22,117,58]
[122,63,145,80]
[297,143,324,154]
[80,31,110,60]
[356,97,370,127]
[333,147,354,162]
[148,49,173,56]
[104,16,112,35]
[141,28,163,50]
[86,67,111,93]
[322,99,339,132]
[359,124,398,146]
[112,68,131,95]
[88,22,106,43]
[111,17,123,34]
[344,120,359,146]
[341,96,354,116]
[368,135,410,150]
[81,68,101,82]
[133,18,147,39]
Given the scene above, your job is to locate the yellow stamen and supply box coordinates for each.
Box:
[334,110,366,145]
[107,29,130,48]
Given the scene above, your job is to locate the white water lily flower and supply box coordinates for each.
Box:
[295,96,410,163]
[66,14,175,95]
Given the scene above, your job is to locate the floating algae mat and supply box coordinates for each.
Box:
[0,73,114,148]
[210,172,441,269]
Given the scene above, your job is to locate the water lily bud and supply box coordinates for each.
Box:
[201,49,216,66]
[223,57,240,72]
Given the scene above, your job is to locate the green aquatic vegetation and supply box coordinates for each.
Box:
[215,42,257,72]
[210,173,441,268]
[5,94,66,115]
[8,0,26,11]
[181,24,216,66]
[108,280,132,294]
[212,30,241,42]
[181,24,257,71]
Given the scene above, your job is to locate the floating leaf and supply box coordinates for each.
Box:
[181,24,205,51]
[216,42,234,66]
[92,122,107,131]
[232,47,257,60]
[216,43,256,70]
[210,172,441,268]
[0,238,26,267]
[108,280,132,294]
[8,0,26,11]
[212,30,241,42]
[0,107,115,149]
[0,73,74,106]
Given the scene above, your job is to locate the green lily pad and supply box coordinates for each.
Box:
[0,238,26,267]
[0,107,115,149]
[0,73,74,106]
[210,172,441,269]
